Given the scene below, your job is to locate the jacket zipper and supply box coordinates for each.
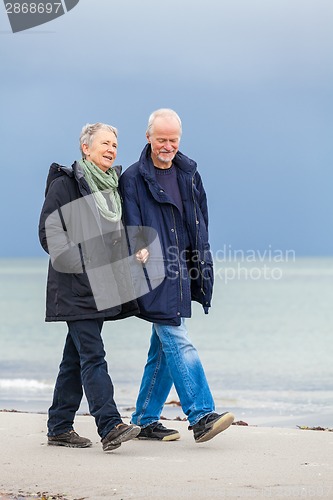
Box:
[191,174,199,250]
[191,175,205,295]
[171,206,183,302]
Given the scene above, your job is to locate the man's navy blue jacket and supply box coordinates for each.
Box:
[119,144,214,326]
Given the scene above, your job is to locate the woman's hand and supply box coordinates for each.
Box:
[136,248,149,264]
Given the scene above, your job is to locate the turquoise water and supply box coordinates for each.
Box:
[0,257,332,428]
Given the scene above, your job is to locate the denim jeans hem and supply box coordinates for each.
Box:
[135,419,159,429]
[100,418,123,440]
[47,426,74,437]
[188,411,213,427]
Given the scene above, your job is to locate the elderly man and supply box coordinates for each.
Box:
[119,109,234,443]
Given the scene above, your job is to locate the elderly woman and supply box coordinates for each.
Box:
[39,123,140,452]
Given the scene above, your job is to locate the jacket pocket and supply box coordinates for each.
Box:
[200,261,214,297]
[71,273,91,297]
[191,260,214,308]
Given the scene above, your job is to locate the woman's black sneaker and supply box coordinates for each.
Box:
[137,422,180,441]
[190,412,234,443]
[48,429,92,448]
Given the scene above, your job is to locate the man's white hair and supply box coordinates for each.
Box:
[146,108,182,137]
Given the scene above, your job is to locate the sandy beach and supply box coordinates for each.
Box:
[0,412,332,500]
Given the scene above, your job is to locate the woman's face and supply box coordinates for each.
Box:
[82,129,118,172]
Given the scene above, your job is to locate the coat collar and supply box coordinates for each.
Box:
[138,144,197,181]
[45,161,122,196]
[136,144,197,205]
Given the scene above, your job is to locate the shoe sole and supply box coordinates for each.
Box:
[136,431,181,442]
[195,413,235,443]
[161,432,180,442]
[103,425,141,452]
[48,441,92,448]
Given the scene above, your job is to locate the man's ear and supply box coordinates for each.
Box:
[146,132,151,144]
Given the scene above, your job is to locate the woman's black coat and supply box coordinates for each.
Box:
[39,161,139,322]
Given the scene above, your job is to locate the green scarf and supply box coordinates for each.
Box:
[79,158,122,222]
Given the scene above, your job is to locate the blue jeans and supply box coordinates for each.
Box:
[132,319,215,427]
[48,319,122,439]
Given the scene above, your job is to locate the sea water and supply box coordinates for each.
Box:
[0,257,332,428]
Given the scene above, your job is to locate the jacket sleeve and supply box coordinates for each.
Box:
[194,171,209,231]
[38,177,84,274]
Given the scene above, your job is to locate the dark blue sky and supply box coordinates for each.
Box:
[1,0,332,257]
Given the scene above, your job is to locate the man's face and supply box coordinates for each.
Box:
[82,129,118,172]
[147,116,181,169]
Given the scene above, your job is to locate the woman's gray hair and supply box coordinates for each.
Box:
[80,122,118,157]
[146,108,182,137]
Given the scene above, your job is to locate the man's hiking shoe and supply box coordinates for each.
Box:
[137,422,180,441]
[102,423,140,451]
[48,429,92,448]
[190,412,234,443]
